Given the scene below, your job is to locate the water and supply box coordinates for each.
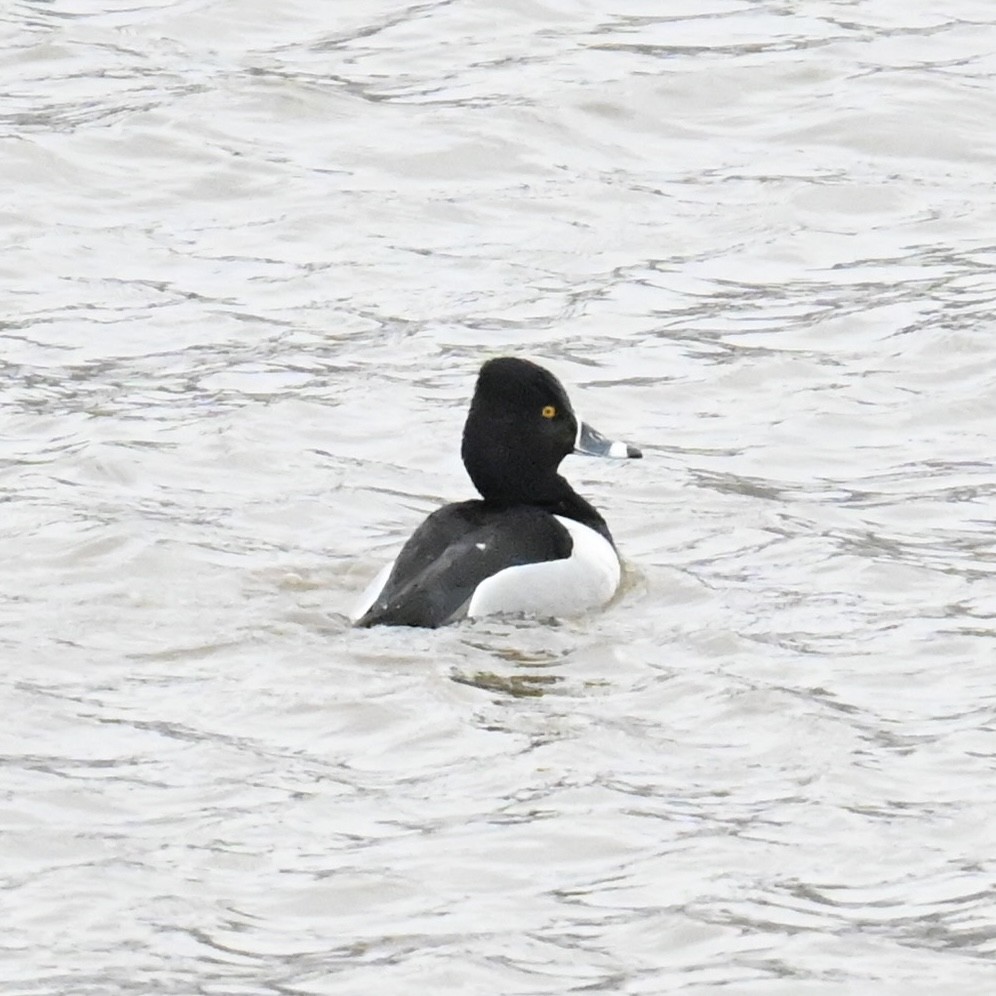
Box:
[3,1,996,992]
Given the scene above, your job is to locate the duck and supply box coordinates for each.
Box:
[353,356,641,628]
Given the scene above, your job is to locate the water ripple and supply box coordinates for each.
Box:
[4,1,996,993]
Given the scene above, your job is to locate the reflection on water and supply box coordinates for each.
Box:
[3,0,996,993]
[452,670,561,698]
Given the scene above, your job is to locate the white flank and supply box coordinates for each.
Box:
[466,516,620,620]
[351,560,394,621]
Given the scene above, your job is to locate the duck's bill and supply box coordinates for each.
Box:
[575,421,642,459]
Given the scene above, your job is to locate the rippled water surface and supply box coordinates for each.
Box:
[4,1,996,992]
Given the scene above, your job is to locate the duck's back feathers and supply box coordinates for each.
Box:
[354,502,573,629]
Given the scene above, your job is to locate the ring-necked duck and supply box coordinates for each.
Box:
[353,357,641,628]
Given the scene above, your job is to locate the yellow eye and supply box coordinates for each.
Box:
[541,405,557,419]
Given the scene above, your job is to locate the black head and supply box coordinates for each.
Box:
[461,357,578,504]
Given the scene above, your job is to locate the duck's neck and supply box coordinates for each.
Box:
[541,476,615,547]
[476,473,615,548]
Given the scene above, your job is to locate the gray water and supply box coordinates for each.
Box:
[3,1,996,993]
